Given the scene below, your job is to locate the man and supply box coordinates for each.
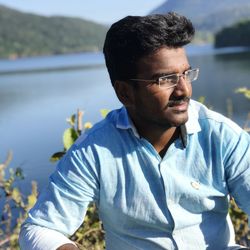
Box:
[19,12,250,250]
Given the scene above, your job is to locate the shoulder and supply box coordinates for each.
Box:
[188,99,244,136]
[188,100,250,160]
[74,107,125,147]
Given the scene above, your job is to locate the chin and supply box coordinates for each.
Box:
[167,113,189,127]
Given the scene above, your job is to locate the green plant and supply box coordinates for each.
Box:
[235,87,250,132]
[229,198,250,246]
[50,109,109,162]
[0,151,38,249]
[235,87,250,100]
[71,203,105,250]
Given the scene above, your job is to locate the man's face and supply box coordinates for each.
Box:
[128,46,192,129]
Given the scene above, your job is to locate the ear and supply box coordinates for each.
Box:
[114,80,135,107]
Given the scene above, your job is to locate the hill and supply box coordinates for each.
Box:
[150,0,250,43]
[0,5,108,58]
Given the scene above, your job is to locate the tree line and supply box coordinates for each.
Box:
[0,5,108,59]
[215,19,250,48]
[1,4,250,59]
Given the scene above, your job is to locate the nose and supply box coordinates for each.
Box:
[173,75,190,94]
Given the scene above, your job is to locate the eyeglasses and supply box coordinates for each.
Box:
[129,68,199,89]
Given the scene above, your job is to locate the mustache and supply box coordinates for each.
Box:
[167,96,191,107]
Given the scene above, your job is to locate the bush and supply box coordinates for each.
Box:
[0,152,37,249]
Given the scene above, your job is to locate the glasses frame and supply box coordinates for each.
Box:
[129,68,199,89]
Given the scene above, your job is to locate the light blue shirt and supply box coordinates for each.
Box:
[24,100,250,250]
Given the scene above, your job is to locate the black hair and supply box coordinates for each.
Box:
[103,12,195,85]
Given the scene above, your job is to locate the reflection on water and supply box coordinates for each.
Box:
[0,45,249,191]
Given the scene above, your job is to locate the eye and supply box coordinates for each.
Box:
[161,74,178,83]
[184,69,191,74]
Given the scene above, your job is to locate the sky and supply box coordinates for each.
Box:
[0,0,165,25]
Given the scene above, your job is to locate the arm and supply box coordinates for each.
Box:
[19,143,100,249]
[19,224,78,250]
[225,130,250,218]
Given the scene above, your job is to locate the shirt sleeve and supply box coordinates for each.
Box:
[225,130,250,219]
[21,142,100,245]
[19,223,77,250]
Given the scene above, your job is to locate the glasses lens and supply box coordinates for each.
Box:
[159,68,199,89]
[187,69,199,82]
[160,74,178,88]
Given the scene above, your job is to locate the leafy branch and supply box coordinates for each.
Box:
[0,152,38,249]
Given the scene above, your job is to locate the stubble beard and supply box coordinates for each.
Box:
[162,96,191,127]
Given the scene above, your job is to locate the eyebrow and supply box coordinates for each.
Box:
[151,66,192,79]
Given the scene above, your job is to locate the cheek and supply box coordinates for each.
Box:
[156,89,175,104]
[186,82,193,97]
[189,85,193,97]
[134,88,174,111]
[149,92,171,110]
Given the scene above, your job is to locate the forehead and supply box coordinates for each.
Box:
[136,47,189,78]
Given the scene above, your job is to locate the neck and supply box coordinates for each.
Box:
[145,126,178,156]
[128,113,179,157]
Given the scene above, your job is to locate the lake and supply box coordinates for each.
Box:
[0,44,250,193]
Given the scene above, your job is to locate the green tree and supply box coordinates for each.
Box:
[215,20,250,48]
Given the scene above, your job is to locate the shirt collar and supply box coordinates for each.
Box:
[115,107,140,138]
[186,100,201,134]
[115,100,201,137]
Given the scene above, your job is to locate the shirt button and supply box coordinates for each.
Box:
[191,180,200,190]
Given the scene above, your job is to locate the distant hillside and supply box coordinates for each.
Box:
[215,20,250,48]
[0,5,108,58]
[151,0,250,43]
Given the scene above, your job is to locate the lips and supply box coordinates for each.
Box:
[171,101,189,112]
[167,97,190,110]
